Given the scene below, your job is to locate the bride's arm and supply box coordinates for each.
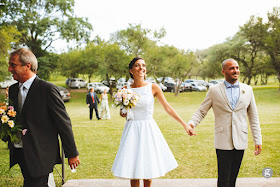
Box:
[99,93,103,101]
[152,83,195,136]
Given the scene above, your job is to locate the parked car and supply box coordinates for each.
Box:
[157,77,175,84]
[102,78,116,87]
[164,82,176,92]
[190,82,207,92]
[58,86,71,102]
[116,82,131,90]
[196,80,208,87]
[0,76,17,88]
[66,78,87,89]
[158,83,167,92]
[184,79,196,83]
[146,77,156,83]
[87,82,110,94]
[208,80,220,87]
[117,78,126,83]
[181,82,192,92]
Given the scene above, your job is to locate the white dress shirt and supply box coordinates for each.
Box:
[14,74,36,148]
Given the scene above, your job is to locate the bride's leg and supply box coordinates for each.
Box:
[131,179,139,187]
[144,179,152,187]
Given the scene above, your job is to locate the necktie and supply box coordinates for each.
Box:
[230,84,239,88]
[227,84,239,88]
[92,94,95,103]
[18,84,23,114]
[15,84,24,148]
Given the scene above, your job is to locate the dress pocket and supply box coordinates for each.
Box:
[215,127,224,134]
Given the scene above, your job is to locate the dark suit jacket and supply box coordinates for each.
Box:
[8,76,79,177]
[86,92,99,108]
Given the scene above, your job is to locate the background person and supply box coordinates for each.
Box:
[99,89,111,120]
[7,48,80,187]
[86,88,100,120]
[188,58,262,187]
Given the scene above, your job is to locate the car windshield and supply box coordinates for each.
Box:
[97,83,103,86]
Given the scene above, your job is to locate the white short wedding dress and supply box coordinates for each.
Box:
[111,83,178,179]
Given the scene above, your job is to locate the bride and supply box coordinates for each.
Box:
[111,57,195,187]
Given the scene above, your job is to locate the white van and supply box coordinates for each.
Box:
[116,82,131,90]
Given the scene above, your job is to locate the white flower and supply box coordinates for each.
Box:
[127,93,132,100]
[126,89,133,94]
[8,120,14,128]
[123,99,129,106]
[1,115,9,123]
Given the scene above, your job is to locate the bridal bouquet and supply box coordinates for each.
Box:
[0,100,21,143]
[113,88,140,120]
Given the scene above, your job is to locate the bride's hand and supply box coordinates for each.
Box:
[184,124,196,136]
[120,110,127,117]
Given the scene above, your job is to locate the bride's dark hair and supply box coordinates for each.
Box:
[129,57,144,79]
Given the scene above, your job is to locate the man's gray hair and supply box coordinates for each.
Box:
[10,48,38,73]
[222,58,237,70]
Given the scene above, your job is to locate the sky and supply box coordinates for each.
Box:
[54,0,280,52]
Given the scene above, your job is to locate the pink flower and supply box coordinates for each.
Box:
[22,129,28,135]
[8,106,14,110]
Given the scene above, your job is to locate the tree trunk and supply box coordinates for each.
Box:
[277,73,280,91]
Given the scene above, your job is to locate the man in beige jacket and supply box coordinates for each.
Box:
[189,59,262,187]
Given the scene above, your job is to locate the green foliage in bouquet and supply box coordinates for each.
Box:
[0,101,21,143]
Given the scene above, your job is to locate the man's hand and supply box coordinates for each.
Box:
[255,145,262,156]
[68,156,80,169]
[184,123,196,136]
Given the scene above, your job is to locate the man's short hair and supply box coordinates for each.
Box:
[222,58,238,70]
[10,48,38,73]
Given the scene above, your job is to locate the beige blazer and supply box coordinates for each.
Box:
[191,82,262,150]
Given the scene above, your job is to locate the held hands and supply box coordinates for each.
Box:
[68,156,80,170]
[184,123,196,136]
[255,145,262,156]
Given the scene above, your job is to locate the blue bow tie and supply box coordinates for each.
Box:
[227,84,239,88]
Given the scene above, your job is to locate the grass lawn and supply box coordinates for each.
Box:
[0,85,279,186]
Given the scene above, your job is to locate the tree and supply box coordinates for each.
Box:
[200,42,231,80]
[58,48,85,78]
[97,42,130,96]
[263,7,280,90]
[0,25,22,81]
[145,45,196,95]
[110,23,166,56]
[234,16,268,85]
[204,18,267,85]
[1,0,92,57]
[144,44,171,79]
[1,0,93,80]
[37,53,59,80]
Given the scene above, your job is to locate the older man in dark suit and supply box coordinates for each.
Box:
[86,88,100,120]
[7,48,80,187]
